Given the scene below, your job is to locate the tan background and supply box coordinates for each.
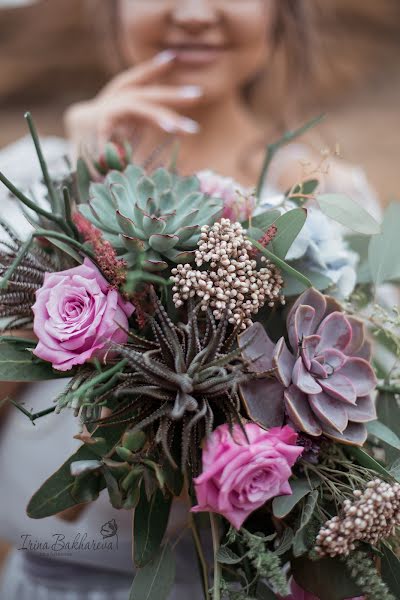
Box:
[1,0,400,203]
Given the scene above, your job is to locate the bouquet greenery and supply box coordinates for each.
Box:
[1,114,400,600]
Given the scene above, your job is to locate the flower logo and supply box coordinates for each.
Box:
[100,519,119,549]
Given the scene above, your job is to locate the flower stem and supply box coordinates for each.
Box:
[210,513,221,600]
[189,513,210,600]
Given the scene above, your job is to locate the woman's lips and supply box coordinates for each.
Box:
[166,45,227,66]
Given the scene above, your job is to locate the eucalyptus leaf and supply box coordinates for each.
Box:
[381,546,400,597]
[243,209,281,231]
[369,202,400,285]
[291,556,362,600]
[316,193,381,235]
[216,547,243,565]
[292,491,319,557]
[0,341,70,382]
[248,239,312,290]
[130,544,176,600]
[269,208,307,258]
[256,580,279,599]
[27,423,127,518]
[134,487,172,568]
[283,270,332,297]
[272,479,313,518]
[367,420,400,451]
[275,528,294,556]
[348,447,393,479]
[389,458,400,482]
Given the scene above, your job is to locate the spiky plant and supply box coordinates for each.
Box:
[93,292,254,473]
[0,220,62,329]
[79,165,223,272]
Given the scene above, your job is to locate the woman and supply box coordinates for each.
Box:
[0,1,378,599]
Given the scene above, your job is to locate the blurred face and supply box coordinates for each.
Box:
[119,0,275,100]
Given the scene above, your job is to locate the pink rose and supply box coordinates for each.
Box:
[280,579,364,600]
[197,170,255,223]
[191,423,303,529]
[32,258,134,371]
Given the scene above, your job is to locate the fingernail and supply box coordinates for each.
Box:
[179,118,200,134]
[179,86,203,98]
[159,119,179,134]
[154,50,176,65]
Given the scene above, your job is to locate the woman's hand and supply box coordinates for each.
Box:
[65,51,203,151]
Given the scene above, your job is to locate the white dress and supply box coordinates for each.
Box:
[0,135,380,600]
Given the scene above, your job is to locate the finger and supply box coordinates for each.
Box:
[97,100,200,142]
[125,85,204,107]
[101,51,177,96]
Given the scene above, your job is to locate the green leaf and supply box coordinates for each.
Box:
[270,208,307,258]
[381,546,400,597]
[292,490,319,557]
[283,271,332,297]
[0,341,70,382]
[377,391,400,464]
[248,238,312,290]
[216,547,243,565]
[256,580,279,599]
[134,487,172,568]
[367,420,400,451]
[43,235,82,264]
[369,202,400,285]
[130,543,176,600]
[76,157,91,203]
[243,209,281,231]
[348,446,393,479]
[292,557,362,600]
[272,479,313,518]
[316,193,381,235]
[389,458,400,482]
[27,423,127,518]
[275,528,294,556]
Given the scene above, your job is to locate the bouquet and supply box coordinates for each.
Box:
[1,113,400,600]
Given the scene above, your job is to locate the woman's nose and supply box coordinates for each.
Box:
[172,0,219,32]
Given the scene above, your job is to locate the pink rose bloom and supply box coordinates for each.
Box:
[280,579,364,600]
[197,170,255,222]
[192,423,303,529]
[32,258,134,371]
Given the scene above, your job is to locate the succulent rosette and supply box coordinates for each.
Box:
[239,288,377,445]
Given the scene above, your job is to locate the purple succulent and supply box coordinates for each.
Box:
[239,289,377,446]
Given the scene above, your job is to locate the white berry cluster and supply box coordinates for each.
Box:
[316,478,400,557]
[171,219,284,329]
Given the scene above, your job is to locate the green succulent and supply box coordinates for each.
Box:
[79,165,223,271]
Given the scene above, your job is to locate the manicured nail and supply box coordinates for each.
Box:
[179,86,203,98]
[158,119,179,134]
[154,50,176,65]
[179,118,200,134]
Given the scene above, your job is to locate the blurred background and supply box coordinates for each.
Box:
[0,0,399,567]
[0,0,400,202]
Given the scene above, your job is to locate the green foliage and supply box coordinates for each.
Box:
[292,556,362,600]
[27,423,127,518]
[344,549,396,600]
[316,193,381,235]
[129,543,176,600]
[134,487,172,568]
[292,491,319,557]
[269,209,307,259]
[272,479,314,519]
[381,545,400,597]
[369,202,400,285]
[0,339,70,382]
[367,420,400,451]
